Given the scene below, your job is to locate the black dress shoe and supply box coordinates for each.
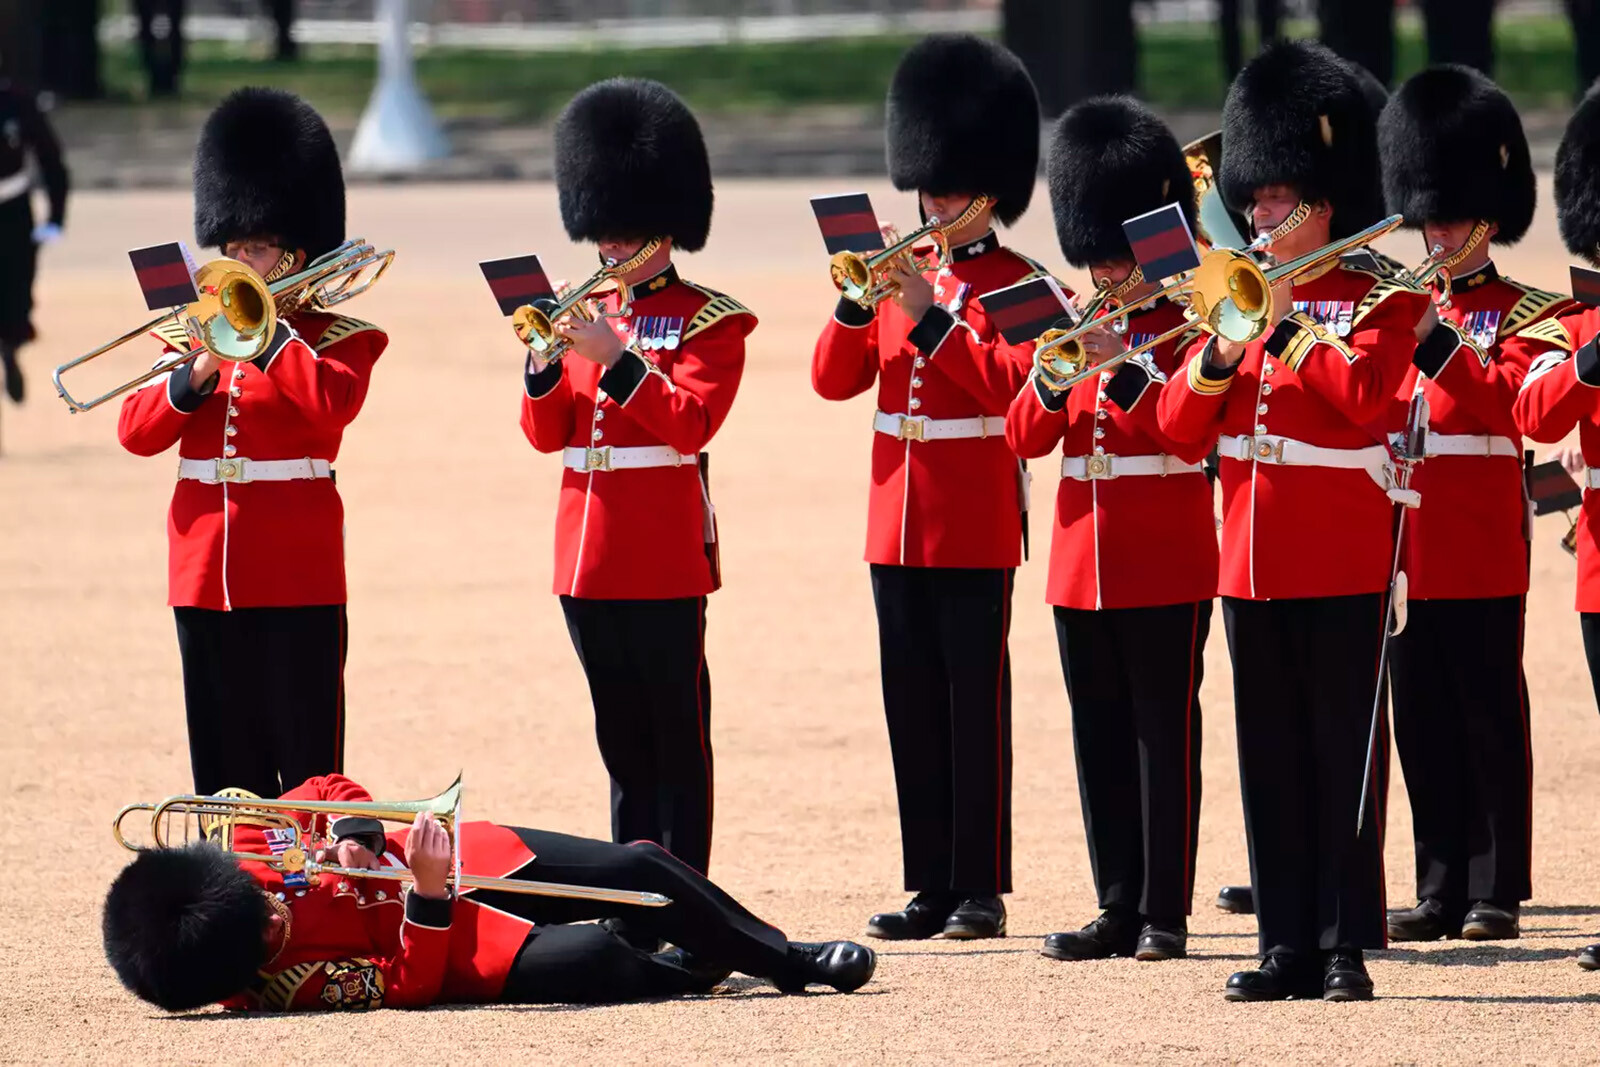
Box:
[1578,944,1600,970]
[1387,898,1462,942]
[773,940,877,993]
[1224,953,1316,1002]
[866,891,955,940]
[1461,902,1520,941]
[1215,885,1254,914]
[1134,919,1187,961]
[654,946,732,994]
[1323,948,1374,1001]
[943,896,1006,939]
[601,916,662,954]
[1041,909,1140,961]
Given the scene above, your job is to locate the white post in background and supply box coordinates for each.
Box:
[348,0,450,175]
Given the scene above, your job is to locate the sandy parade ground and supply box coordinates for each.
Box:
[3,178,1600,1063]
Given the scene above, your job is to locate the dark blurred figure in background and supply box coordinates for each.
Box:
[1318,0,1497,83]
[1219,0,1281,79]
[1420,0,1496,74]
[0,56,69,419]
[268,0,298,62]
[1570,0,1600,93]
[134,0,185,97]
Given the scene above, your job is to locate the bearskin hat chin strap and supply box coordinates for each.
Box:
[1434,219,1492,271]
[1250,200,1315,255]
[596,237,663,274]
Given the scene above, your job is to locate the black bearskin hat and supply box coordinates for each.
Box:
[1556,78,1600,263]
[886,34,1040,226]
[1380,65,1535,245]
[554,78,713,252]
[1348,61,1390,123]
[1047,96,1196,268]
[1219,40,1385,239]
[103,845,268,1011]
[194,88,346,261]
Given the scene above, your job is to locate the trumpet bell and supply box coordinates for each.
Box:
[829,250,875,303]
[191,259,276,362]
[513,300,558,354]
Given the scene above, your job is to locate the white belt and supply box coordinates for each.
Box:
[178,457,331,484]
[1062,453,1202,480]
[1421,433,1518,459]
[873,410,1006,442]
[0,171,29,205]
[1220,434,1388,471]
[562,445,696,472]
[1586,468,1600,491]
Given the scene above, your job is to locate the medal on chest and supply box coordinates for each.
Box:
[1292,299,1355,337]
[1460,308,1502,349]
[263,828,310,888]
[628,314,684,352]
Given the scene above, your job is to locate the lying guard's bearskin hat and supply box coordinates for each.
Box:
[554,78,713,252]
[103,844,268,1011]
[886,34,1040,227]
[194,88,346,261]
[1380,65,1535,245]
[1047,96,1196,267]
[1219,40,1385,239]
[1556,78,1600,263]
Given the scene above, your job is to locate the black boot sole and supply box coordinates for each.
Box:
[941,922,1005,940]
[864,921,944,941]
[1324,985,1375,1002]
[1460,921,1519,941]
[1215,894,1254,915]
[1577,950,1600,971]
[1134,944,1187,961]
[1223,986,1287,1002]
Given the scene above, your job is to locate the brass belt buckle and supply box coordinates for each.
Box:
[584,446,614,472]
[216,458,246,483]
[1084,454,1115,479]
[1252,437,1284,463]
[898,415,926,442]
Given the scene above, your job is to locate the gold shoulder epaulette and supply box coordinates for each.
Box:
[314,316,385,352]
[1352,277,1428,329]
[1009,251,1052,284]
[680,282,754,341]
[1514,315,1575,352]
[148,319,191,351]
[1498,280,1571,339]
[253,961,320,1012]
[1174,324,1208,352]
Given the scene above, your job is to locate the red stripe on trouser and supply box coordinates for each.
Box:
[334,608,346,772]
[1518,593,1533,885]
[1373,593,1388,943]
[993,572,1009,890]
[695,598,712,867]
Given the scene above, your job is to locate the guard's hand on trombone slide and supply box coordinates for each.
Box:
[316,837,381,873]
[554,313,624,368]
[407,812,452,899]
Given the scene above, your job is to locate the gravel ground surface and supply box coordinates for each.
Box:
[2,180,1599,1063]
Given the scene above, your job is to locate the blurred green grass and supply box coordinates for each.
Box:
[89,14,1582,121]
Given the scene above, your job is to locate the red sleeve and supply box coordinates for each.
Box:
[812,298,880,400]
[598,314,750,455]
[1512,334,1600,443]
[279,897,455,1011]
[1157,337,1234,446]
[906,298,1033,411]
[519,356,576,453]
[1005,375,1069,458]
[286,774,374,803]
[116,343,210,456]
[264,325,385,427]
[1420,327,1526,436]
[1275,291,1429,424]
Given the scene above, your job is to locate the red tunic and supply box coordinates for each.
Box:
[520,265,754,599]
[221,775,538,1010]
[1005,298,1218,609]
[1386,266,1566,600]
[117,313,386,610]
[1158,264,1433,600]
[812,236,1053,569]
[1509,304,1600,609]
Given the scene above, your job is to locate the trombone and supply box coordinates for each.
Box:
[53,239,394,414]
[1033,214,1406,393]
[1396,220,1490,311]
[512,238,662,363]
[830,195,990,309]
[113,775,671,907]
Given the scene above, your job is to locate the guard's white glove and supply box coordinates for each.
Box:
[31,222,61,245]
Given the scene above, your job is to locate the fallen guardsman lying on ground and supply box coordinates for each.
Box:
[102,774,876,1010]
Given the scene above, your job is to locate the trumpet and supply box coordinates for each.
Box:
[113,775,672,908]
[1033,214,1406,393]
[512,238,662,363]
[1397,220,1490,311]
[53,239,394,414]
[830,195,990,309]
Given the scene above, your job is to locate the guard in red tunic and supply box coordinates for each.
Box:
[102,774,876,1010]
[116,89,385,801]
[519,80,754,886]
[1508,79,1600,972]
[1157,41,1447,1002]
[1377,66,1567,946]
[1006,97,1217,965]
[812,34,1047,942]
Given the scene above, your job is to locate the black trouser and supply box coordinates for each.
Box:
[1223,594,1389,956]
[1056,601,1211,919]
[560,596,713,874]
[1582,613,1600,715]
[871,564,1014,895]
[1390,597,1532,911]
[133,0,185,95]
[0,195,36,347]
[174,605,346,798]
[473,831,790,1004]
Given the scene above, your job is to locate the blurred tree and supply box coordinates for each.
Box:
[1570,0,1600,94]
[40,0,102,100]
[1318,0,1395,84]
[1220,0,1282,79]
[1420,0,1494,73]
[1003,0,1135,117]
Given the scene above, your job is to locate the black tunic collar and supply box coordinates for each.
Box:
[1452,261,1500,292]
[948,230,1000,262]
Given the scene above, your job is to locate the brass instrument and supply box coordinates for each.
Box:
[113,776,672,907]
[1398,220,1490,311]
[1184,130,1250,252]
[830,195,990,309]
[53,239,394,414]
[512,238,662,363]
[1033,214,1406,393]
